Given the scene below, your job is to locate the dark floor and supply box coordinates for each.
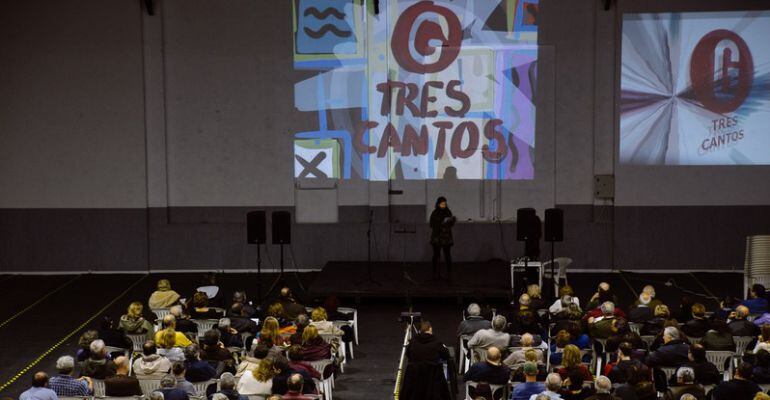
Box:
[0,269,744,399]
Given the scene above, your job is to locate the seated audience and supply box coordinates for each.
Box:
[133,340,173,379]
[156,373,190,400]
[649,319,683,351]
[504,333,544,367]
[97,315,133,350]
[188,291,224,320]
[682,303,711,339]
[118,301,155,340]
[511,363,545,400]
[76,330,99,362]
[300,325,334,362]
[155,315,194,348]
[105,356,142,397]
[752,349,770,384]
[566,321,591,349]
[235,344,270,378]
[712,363,762,400]
[557,345,592,382]
[287,345,321,380]
[729,305,760,337]
[237,358,276,395]
[278,287,307,320]
[406,321,449,364]
[753,325,770,353]
[227,303,258,334]
[614,365,656,400]
[552,304,584,334]
[309,307,344,335]
[289,314,310,346]
[605,318,645,353]
[270,357,315,396]
[80,339,117,379]
[586,282,619,311]
[628,292,655,323]
[172,361,196,396]
[457,303,492,337]
[170,305,199,335]
[641,305,670,336]
[282,373,313,400]
[231,291,257,318]
[560,371,595,400]
[209,372,247,400]
[157,327,186,362]
[216,318,244,348]
[512,349,548,382]
[200,329,233,363]
[607,342,645,384]
[549,330,572,366]
[527,284,547,311]
[531,373,563,400]
[468,315,510,352]
[646,326,689,367]
[267,303,293,329]
[700,319,736,351]
[49,355,92,396]
[588,302,617,339]
[670,344,721,386]
[463,346,510,385]
[586,376,620,400]
[663,367,704,400]
[149,279,181,309]
[183,344,217,383]
[549,286,580,315]
[742,284,768,315]
[20,372,57,400]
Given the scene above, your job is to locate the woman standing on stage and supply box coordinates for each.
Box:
[429,196,456,281]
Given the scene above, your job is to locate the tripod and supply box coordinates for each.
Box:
[264,241,305,300]
[393,310,421,400]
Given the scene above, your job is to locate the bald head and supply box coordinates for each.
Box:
[520,333,534,347]
[599,282,610,291]
[486,347,502,364]
[736,305,750,319]
[32,372,49,388]
[114,356,130,375]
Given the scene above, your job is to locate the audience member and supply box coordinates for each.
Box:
[282,373,312,400]
[700,319,736,351]
[231,291,257,318]
[406,321,450,364]
[614,365,656,400]
[588,302,617,339]
[172,362,196,396]
[712,363,762,400]
[155,315,194,348]
[751,349,770,383]
[607,342,645,384]
[511,363,545,400]
[278,287,306,320]
[209,372,247,400]
[80,339,117,379]
[549,286,580,315]
[237,358,275,395]
[156,373,190,400]
[463,346,510,385]
[188,292,224,320]
[560,371,595,400]
[216,318,244,348]
[531,373,563,400]
[468,315,510,351]
[557,345,592,382]
[309,307,344,335]
[266,303,293,329]
[585,376,620,400]
[118,301,155,340]
[149,279,181,309]
[200,329,233,365]
[286,345,321,380]
[553,304,584,334]
[270,357,314,396]
[528,284,547,311]
[641,305,670,336]
[647,326,689,367]
[605,318,645,352]
[289,314,309,346]
[682,303,711,338]
[670,344,721,386]
[549,330,571,365]
[133,340,173,379]
[76,330,99,362]
[300,325,333,362]
[235,344,270,378]
[753,325,770,353]
[504,333,543,367]
[457,303,492,337]
[663,367,705,400]
[157,327,186,362]
[49,355,92,396]
[729,306,760,337]
[227,303,258,334]
[586,282,619,311]
[170,305,199,335]
[742,284,768,315]
[105,356,142,397]
[20,372,57,400]
[512,349,548,382]
[97,315,133,350]
[628,292,655,323]
[183,344,217,383]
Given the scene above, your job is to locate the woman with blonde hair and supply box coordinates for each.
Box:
[527,284,546,310]
[557,344,592,382]
[148,279,180,309]
[300,325,332,361]
[310,307,343,335]
[255,317,288,349]
[236,357,277,395]
[156,328,185,362]
[118,301,155,340]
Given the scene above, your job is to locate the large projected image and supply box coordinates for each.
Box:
[292,0,539,180]
[620,11,770,165]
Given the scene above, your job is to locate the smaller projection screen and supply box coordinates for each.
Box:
[620,10,770,165]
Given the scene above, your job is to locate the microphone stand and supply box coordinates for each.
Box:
[357,209,381,286]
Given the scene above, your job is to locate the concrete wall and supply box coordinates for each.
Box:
[1,0,768,272]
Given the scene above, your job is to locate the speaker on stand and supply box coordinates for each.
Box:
[544,208,564,300]
[246,211,266,301]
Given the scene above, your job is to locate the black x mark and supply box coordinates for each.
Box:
[295,152,328,178]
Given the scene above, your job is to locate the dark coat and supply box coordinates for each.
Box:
[729,319,760,337]
[606,332,646,353]
[400,362,451,400]
[463,361,511,385]
[663,384,705,400]
[300,337,332,361]
[700,331,735,352]
[158,388,191,400]
[682,318,711,339]
[608,359,645,384]
[429,205,454,247]
[184,360,216,383]
[668,362,721,386]
[646,339,690,367]
[406,333,450,364]
[712,379,762,400]
[104,375,143,397]
[80,358,117,379]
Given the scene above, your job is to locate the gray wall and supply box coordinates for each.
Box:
[1,0,768,272]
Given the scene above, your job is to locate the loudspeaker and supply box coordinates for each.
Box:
[516,208,537,241]
[544,208,564,242]
[246,211,266,244]
[272,211,291,244]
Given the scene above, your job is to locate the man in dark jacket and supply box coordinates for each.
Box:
[647,327,689,368]
[663,367,705,400]
[406,321,450,364]
[728,306,760,337]
[463,346,511,385]
[682,303,711,339]
[80,340,117,379]
[105,356,142,397]
[712,363,762,400]
[227,303,258,334]
[457,303,492,337]
[669,344,721,386]
[182,344,216,383]
[608,342,645,384]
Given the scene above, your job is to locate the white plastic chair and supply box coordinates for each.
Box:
[309,358,334,400]
[138,379,161,396]
[660,367,677,382]
[465,381,507,400]
[91,379,106,397]
[734,336,754,356]
[193,319,219,338]
[151,308,170,320]
[640,335,655,350]
[332,320,355,359]
[470,346,488,364]
[126,333,147,352]
[458,334,472,373]
[705,350,734,373]
[629,323,642,335]
[320,333,345,372]
[191,379,217,396]
[104,346,131,359]
[337,307,358,345]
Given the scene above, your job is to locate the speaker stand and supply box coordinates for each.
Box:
[357,210,381,287]
[256,243,263,302]
[264,242,305,301]
[548,241,557,301]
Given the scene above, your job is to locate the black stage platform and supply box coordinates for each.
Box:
[306,261,512,299]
